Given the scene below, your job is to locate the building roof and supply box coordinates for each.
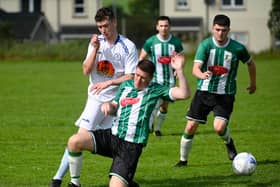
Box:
[0,10,55,41]
[170,17,202,31]
[60,25,98,40]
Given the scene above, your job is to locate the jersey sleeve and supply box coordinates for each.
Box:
[175,37,184,53]
[194,40,208,64]
[124,43,138,74]
[154,83,174,101]
[142,37,153,54]
[84,42,93,63]
[113,81,126,106]
[238,44,251,64]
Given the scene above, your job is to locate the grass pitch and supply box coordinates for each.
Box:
[0,57,279,186]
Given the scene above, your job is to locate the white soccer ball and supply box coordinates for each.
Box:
[232,152,257,175]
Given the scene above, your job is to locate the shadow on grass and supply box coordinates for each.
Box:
[168,129,220,137]
[257,159,279,165]
[134,175,279,187]
[82,159,280,187]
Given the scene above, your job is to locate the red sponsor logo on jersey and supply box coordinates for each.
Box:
[208,65,228,75]
[120,98,140,106]
[97,60,115,77]
[158,56,171,64]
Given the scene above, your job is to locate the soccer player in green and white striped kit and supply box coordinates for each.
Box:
[139,16,184,136]
[174,14,256,167]
[66,53,191,187]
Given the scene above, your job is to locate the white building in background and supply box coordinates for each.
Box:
[0,0,273,53]
[0,0,103,41]
[160,0,272,53]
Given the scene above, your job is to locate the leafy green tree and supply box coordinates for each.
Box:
[104,0,160,48]
[268,0,280,41]
[128,0,159,17]
[125,0,159,48]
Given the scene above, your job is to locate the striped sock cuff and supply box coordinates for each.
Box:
[183,132,194,139]
[68,151,82,157]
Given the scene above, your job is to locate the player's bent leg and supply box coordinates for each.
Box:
[68,131,94,152]
[225,138,237,160]
[214,117,237,160]
[155,102,168,136]
[50,148,69,187]
[154,110,166,136]
[174,120,198,167]
[67,132,95,187]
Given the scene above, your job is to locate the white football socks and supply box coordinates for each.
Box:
[180,136,193,161]
[68,152,83,186]
[155,111,166,131]
[53,148,69,180]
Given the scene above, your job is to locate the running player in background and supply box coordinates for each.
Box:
[139,16,184,136]
[174,14,256,167]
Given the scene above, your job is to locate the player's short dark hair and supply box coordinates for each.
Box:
[137,59,155,77]
[95,7,115,22]
[213,14,230,27]
[156,16,171,24]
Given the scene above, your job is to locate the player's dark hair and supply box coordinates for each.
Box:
[95,7,115,22]
[213,14,230,27]
[137,59,155,77]
[157,16,171,24]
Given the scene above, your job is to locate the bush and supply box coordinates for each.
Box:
[252,48,280,60]
[0,39,89,62]
[0,23,15,51]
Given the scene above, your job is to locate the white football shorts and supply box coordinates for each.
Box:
[75,96,113,130]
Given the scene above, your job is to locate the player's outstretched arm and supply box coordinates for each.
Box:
[170,53,191,100]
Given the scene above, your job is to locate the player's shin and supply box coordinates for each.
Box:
[180,133,194,161]
[155,110,167,131]
[219,127,231,144]
[68,152,83,186]
[53,148,69,180]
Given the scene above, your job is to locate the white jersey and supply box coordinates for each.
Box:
[85,34,138,102]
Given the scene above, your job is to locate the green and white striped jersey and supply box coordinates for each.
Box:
[142,34,183,87]
[111,80,173,145]
[195,37,251,95]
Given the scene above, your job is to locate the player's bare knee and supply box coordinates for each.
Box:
[67,134,83,152]
[186,122,197,134]
[214,125,225,134]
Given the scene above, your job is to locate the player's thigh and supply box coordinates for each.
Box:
[75,97,107,130]
[99,115,114,129]
[91,129,113,157]
[110,138,143,184]
[187,91,212,124]
[213,94,235,121]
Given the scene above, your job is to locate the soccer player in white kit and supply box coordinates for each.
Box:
[50,7,138,187]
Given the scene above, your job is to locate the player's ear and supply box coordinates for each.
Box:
[112,18,117,27]
[156,24,159,32]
